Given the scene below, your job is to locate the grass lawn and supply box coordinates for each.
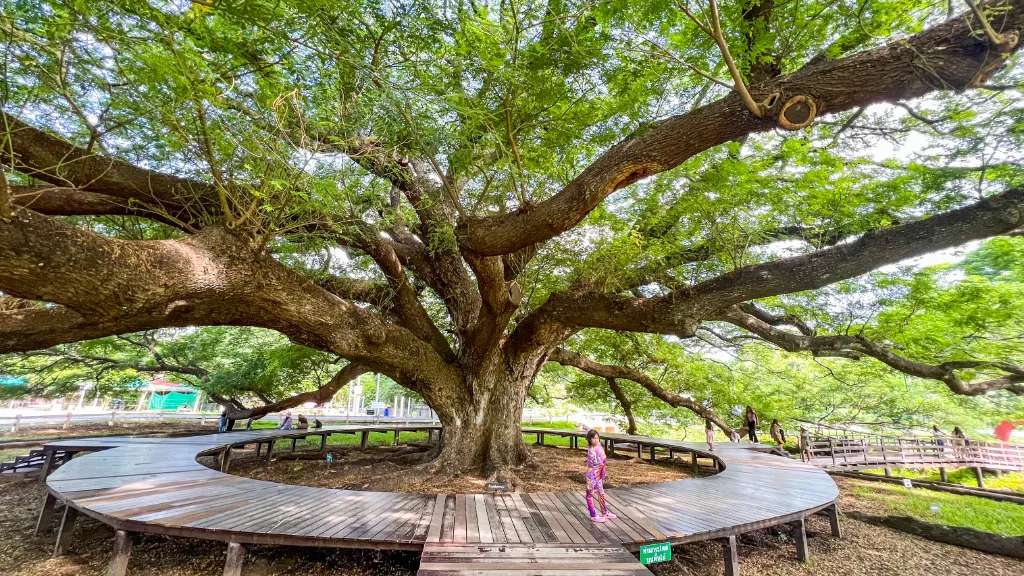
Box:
[256,420,582,452]
[851,482,1024,536]
[864,467,1024,493]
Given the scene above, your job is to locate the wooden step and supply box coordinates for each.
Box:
[417,542,654,576]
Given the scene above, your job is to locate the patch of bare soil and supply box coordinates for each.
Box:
[228,443,694,493]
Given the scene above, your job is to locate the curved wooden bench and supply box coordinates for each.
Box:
[37,424,839,576]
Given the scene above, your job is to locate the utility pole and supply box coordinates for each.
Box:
[374,373,381,408]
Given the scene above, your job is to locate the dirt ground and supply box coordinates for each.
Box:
[227,443,694,493]
[1,445,1021,576]
[0,421,217,444]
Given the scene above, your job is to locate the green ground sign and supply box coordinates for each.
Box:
[639,541,671,565]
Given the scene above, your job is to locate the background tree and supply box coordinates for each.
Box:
[1,0,1023,476]
[0,327,369,422]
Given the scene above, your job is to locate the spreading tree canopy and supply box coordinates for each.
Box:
[1,0,1023,474]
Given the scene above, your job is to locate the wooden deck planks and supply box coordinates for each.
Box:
[44,425,842,555]
[416,542,654,576]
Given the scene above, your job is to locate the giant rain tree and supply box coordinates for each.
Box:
[1,0,1023,475]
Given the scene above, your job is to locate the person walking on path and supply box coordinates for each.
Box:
[705,418,715,451]
[217,409,228,433]
[952,425,969,459]
[770,419,786,447]
[744,406,759,443]
[932,425,946,458]
[799,426,813,462]
[583,429,616,523]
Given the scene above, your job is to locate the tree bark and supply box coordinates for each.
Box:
[606,378,637,435]
[424,362,532,479]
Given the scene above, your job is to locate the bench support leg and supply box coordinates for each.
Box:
[35,491,57,535]
[826,503,842,538]
[53,504,79,557]
[393,430,400,446]
[109,530,132,576]
[223,542,245,576]
[939,467,948,482]
[265,441,274,465]
[37,450,55,484]
[320,434,329,454]
[793,518,809,562]
[691,452,699,474]
[974,467,985,488]
[219,447,232,473]
[290,438,298,452]
[360,430,369,449]
[722,535,740,576]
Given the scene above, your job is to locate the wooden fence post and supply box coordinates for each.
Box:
[35,491,57,535]
[223,542,245,576]
[722,535,740,576]
[109,530,133,576]
[52,505,79,557]
[793,518,809,562]
[826,503,842,538]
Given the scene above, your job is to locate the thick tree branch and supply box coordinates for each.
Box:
[524,186,1023,339]
[605,377,637,435]
[223,362,371,420]
[459,0,1024,255]
[719,306,1024,395]
[10,185,188,228]
[1,113,216,221]
[548,347,734,433]
[688,187,1024,307]
[0,208,460,390]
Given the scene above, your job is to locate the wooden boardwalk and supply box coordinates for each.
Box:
[417,543,654,576]
[37,425,840,576]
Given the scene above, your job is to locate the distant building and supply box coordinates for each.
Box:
[136,377,200,411]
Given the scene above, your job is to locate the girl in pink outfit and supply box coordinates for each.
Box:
[584,429,616,522]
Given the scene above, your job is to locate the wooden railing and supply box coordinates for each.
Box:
[806,434,1024,472]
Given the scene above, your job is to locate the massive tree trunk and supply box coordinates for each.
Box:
[424,358,533,478]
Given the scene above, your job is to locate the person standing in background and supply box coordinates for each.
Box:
[770,419,786,447]
[704,419,715,451]
[799,426,813,462]
[744,406,759,443]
